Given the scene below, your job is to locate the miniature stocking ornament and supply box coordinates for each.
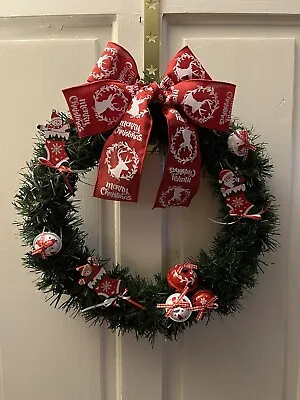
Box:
[219,169,256,217]
[76,258,106,290]
[39,139,69,167]
[76,258,121,297]
[94,276,121,298]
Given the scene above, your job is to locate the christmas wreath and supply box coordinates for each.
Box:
[15,43,278,342]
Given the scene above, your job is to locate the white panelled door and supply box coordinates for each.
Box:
[0,1,299,400]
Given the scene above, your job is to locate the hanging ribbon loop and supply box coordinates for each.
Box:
[63,42,236,208]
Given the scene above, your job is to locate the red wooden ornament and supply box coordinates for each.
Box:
[191,289,218,320]
[167,263,199,293]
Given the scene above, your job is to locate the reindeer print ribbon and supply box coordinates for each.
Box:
[63,42,236,208]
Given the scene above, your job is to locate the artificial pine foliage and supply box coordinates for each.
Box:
[14,112,279,344]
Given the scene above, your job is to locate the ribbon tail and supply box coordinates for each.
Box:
[81,297,116,312]
[58,166,74,194]
[208,218,237,225]
[243,214,262,220]
[61,173,74,194]
[229,213,262,220]
[123,297,145,310]
[39,159,74,194]
[93,86,154,203]
[196,310,205,321]
[241,203,271,220]
[38,158,54,168]
[153,108,201,209]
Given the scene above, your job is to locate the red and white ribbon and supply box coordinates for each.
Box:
[63,42,236,208]
[190,296,218,321]
[235,130,256,160]
[176,262,198,274]
[229,202,271,221]
[38,158,89,194]
[38,158,74,194]
[117,288,145,310]
[32,231,56,259]
[229,212,262,220]
[156,286,190,318]
[81,288,145,313]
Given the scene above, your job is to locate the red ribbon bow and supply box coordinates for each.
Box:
[63,42,236,208]
[38,158,74,194]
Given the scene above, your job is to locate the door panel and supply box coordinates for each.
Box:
[0,10,142,400]
[162,0,300,14]
[160,14,296,400]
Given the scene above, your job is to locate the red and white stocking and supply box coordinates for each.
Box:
[40,139,69,167]
[94,276,121,298]
[219,169,254,217]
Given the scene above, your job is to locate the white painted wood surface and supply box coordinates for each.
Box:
[0,1,300,399]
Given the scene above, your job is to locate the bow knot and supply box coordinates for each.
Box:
[148,82,171,105]
[63,42,236,208]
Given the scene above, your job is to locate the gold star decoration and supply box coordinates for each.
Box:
[146,31,157,43]
[146,0,158,10]
[146,65,157,76]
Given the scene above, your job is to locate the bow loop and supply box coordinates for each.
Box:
[161,46,211,89]
[88,42,139,84]
[64,81,133,138]
[168,80,235,132]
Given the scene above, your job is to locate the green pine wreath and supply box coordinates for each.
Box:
[14,105,279,343]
